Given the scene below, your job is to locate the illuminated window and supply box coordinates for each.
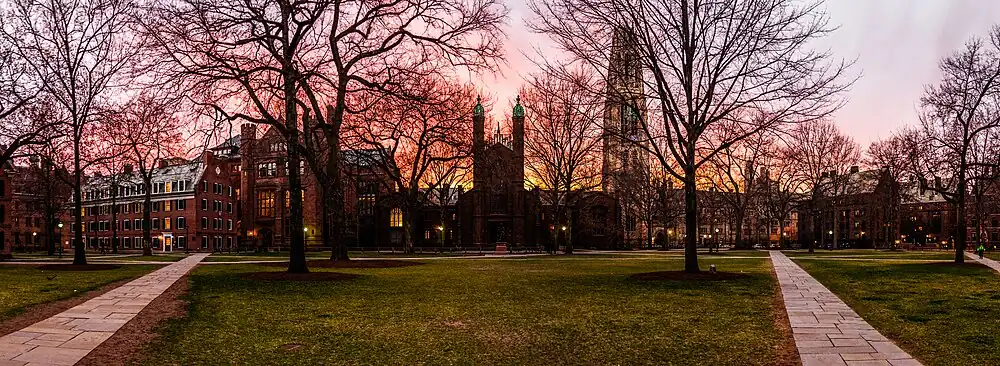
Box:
[164,217,171,230]
[258,162,277,177]
[258,191,275,217]
[164,201,171,212]
[390,208,403,227]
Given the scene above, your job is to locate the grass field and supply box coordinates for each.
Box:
[795,259,1000,365]
[784,249,954,260]
[0,265,161,323]
[107,255,186,262]
[144,257,789,365]
[983,251,1000,262]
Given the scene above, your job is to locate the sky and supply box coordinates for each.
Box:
[480,0,1000,147]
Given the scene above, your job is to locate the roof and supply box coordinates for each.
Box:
[212,135,240,150]
[343,148,390,167]
[424,187,462,206]
[901,183,948,204]
[818,169,882,196]
[81,159,205,201]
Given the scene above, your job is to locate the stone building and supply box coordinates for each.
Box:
[458,97,540,248]
[74,151,240,252]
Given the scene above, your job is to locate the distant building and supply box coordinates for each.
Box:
[74,151,240,252]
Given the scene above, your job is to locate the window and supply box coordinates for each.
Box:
[390,208,403,227]
[201,199,208,210]
[202,181,208,192]
[177,217,186,229]
[425,230,431,240]
[152,218,160,230]
[164,201,171,212]
[201,236,208,249]
[165,181,172,193]
[134,219,141,229]
[226,202,233,213]
[124,220,131,230]
[227,219,233,230]
[176,199,187,210]
[164,218,171,230]
[258,162,277,177]
[201,217,208,229]
[177,236,186,250]
[257,191,275,216]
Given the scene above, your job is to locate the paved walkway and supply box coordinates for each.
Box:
[0,253,208,365]
[770,251,922,366]
[965,251,1000,273]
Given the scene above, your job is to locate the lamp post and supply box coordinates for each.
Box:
[437,225,444,249]
[667,228,673,250]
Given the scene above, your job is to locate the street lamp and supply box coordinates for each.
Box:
[561,226,567,231]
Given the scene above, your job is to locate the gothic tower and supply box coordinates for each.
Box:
[602,26,649,194]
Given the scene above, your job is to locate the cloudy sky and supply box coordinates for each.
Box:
[481,0,1000,147]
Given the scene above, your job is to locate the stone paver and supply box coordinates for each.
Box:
[965,251,1000,273]
[0,253,208,365]
[770,251,922,366]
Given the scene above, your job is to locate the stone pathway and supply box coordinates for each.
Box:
[0,253,208,365]
[770,251,922,366]
[965,251,1000,273]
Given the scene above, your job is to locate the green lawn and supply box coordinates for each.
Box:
[105,255,186,262]
[784,249,954,260]
[144,257,789,365]
[795,259,1000,365]
[0,265,161,323]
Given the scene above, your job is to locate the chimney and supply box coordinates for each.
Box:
[124,164,133,174]
[918,177,927,195]
[850,166,859,173]
[934,176,941,189]
[157,160,169,169]
[440,184,450,206]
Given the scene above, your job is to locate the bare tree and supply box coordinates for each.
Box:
[107,94,183,256]
[701,133,774,249]
[0,40,61,165]
[866,131,917,249]
[904,28,1000,263]
[520,69,603,253]
[528,0,850,272]
[142,0,506,264]
[759,143,799,249]
[1,0,136,265]
[344,77,476,253]
[785,119,861,252]
[8,152,72,257]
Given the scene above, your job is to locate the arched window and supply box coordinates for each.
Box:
[390,208,403,227]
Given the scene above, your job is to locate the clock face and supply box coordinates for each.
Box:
[215,166,221,175]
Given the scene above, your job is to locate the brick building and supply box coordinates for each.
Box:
[74,151,240,252]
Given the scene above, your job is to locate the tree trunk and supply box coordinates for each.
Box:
[143,179,153,256]
[284,86,308,274]
[734,212,747,249]
[403,207,415,254]
[684,168,700,273]
[324,104,348,262]
[72,135,87,265]
[955,177,967,264]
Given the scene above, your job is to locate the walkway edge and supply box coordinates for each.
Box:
[770,251,922,366]
[0,253,209,365]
